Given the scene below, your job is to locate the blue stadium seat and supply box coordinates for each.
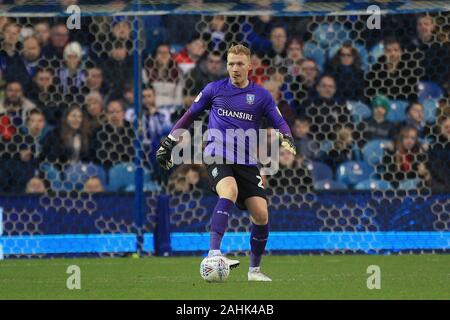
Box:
[386,100,408,123]
[303,41,326,71]
[355,179,393,190]
[125,181,161,192]
[40,162,62,191]
[108,162,151,192]
[368,42,384,65]
[314,179,347,190]
[305,161,333,182]
[418,81,444,103]
[63,162,107,191]
[311,22,351,47]
[362,139,391,165]
[423,98,438,123]
[347,100,372,123]
[336,161,374,187]
[398,178,421,190]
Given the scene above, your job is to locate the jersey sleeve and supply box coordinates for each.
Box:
[169,83,214,139]
[263,91,292,137]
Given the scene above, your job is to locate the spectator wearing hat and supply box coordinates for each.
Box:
[357,95,396,145]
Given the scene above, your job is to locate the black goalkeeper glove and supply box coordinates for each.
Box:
[156,136,177,170]
[278,132,296,155]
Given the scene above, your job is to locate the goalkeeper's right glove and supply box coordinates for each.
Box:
[156,136,177,170]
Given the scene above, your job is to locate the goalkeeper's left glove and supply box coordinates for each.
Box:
[278,132,297,155]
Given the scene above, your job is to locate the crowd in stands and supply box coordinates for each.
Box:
[0,11,449,195]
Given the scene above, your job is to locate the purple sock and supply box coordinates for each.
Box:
[209,198,234,250]
[250,223,269,268]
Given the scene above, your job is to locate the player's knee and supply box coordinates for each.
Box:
[216,178,238,202]
[223,187,238,202]
[252,211,269,225]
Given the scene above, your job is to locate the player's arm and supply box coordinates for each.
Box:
[264,95,296,155]
[156,84,213,170]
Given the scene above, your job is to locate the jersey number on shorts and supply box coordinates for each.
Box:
[256,175,264,189]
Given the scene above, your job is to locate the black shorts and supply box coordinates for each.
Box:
[206,163,267,210]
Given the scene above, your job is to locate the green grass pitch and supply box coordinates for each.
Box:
[0,254,448,299]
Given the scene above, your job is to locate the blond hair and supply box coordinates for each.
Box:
[227,43,251,57]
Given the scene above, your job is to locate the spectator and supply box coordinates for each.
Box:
[283,38,304,77]
[366,37,421,101]
[0,143,38,193]
[267,26,288,68]
[426,116,450,191]
[24,108,51,157]
[84,66,110,98]
[302,75,352,140]
[325,42,365,102]
[173,35,206,74]
[4,36,42,90]
[42,23,69,60]
[92,100,134,169]
[25,176,46,194]
[168,164,210,194]
[392,102,431,139]
[262,80,296,125]
[55,41,86,100]
[101,41,133,95]
[144,43,183,111]
[184,51,225,107]
[120,83,134,111]
[109,17,132,51]
[28,68,61,126]
[201,15,229,53]
[83,176,105,193]
[34,21,51,48]
[378,126,428,188]
[288,59,320,111]
[0,81,36,127]
[323,126,362,172]
[357,95,396,144]
[248,51,269,86]
[409,14,450,87]
[266,146,313,194]
[0,22,21,58]
[84,91,106,130]
[291,117,320,160]
[41,104,92,168]
[126,85,172,148]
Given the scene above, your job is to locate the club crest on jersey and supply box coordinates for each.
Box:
[246,94,255,105]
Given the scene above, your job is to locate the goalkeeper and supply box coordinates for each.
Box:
[157,44,296,282]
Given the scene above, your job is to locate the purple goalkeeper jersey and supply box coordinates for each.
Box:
[170,78,292,165]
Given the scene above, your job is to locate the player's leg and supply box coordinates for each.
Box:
[245,196,272,281]
[206,164,240,269]
[209,176,237,255]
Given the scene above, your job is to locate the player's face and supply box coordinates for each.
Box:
[227,53,251,87]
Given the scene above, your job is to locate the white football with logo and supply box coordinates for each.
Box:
[200,256,230,282]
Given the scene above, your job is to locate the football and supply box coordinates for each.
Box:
[199,256,230,282]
